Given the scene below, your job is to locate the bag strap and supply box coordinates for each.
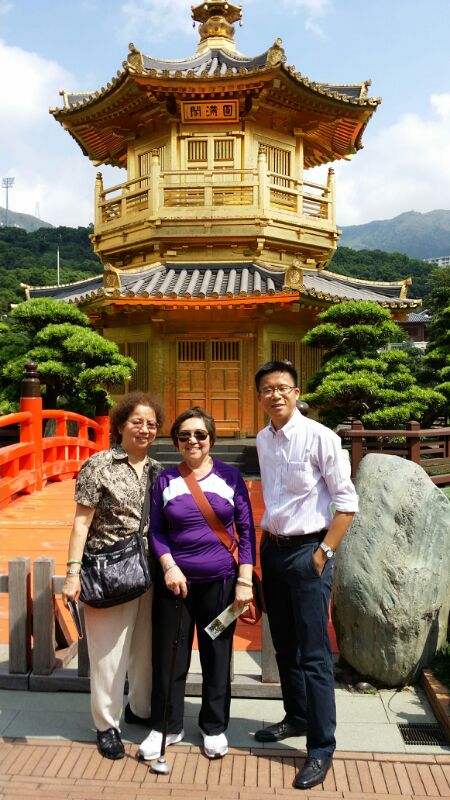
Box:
[178,462,238,564]
[138,465,153,537]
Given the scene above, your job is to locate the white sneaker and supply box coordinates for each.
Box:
[138,728,184,761]
[202,731,228,759]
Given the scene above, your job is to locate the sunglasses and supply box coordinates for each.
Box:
[177,430,209,442]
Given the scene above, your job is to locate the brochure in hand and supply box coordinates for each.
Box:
[205,601,249,640]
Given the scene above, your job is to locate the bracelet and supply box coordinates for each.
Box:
[67,560,82,566]
[66,569,81,576]
[162,562,177,575]
[236,577,253,587]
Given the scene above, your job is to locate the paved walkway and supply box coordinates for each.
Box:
[1,737,450,799]
[1,677,449,799]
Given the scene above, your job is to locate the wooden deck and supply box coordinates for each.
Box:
[1,739,450,799]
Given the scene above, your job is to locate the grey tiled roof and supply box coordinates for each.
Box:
[25,263,419,308]
[406,310,432,323]
[141,48,268,77]
[303,271,404,301]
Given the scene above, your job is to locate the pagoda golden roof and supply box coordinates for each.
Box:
[50,2,380,169]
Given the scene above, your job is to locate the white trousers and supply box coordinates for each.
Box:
[83,587,153,732]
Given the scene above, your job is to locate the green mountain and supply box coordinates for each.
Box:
[0,207,54,232]
[0,226,100,313]
[339,210,450,259]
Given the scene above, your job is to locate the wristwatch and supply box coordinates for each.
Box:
[319,542,334,559]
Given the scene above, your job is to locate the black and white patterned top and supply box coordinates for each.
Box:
[75,444,162,553]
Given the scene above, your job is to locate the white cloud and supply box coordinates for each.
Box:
[0,39,72,121]
[430,92,450,119]
[324,92,450,225]
[0,39,100,226]
[119,0,196,44]
[281,0,331,37]
[0,1,13,16]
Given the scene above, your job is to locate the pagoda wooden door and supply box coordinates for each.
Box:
[176,338,241,434]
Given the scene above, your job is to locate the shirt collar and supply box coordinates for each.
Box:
[269,408,302,440]
[111,443,149,465]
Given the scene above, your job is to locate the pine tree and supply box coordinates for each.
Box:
[0,298,134,414]
[302,300,444,429]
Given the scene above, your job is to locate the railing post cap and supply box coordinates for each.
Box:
[21,361,41,398]
[407,420,420,430]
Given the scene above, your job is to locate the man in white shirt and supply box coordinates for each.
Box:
[254,361,358,790]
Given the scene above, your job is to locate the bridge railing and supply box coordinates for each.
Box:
[1,557,280,696]
[0,362,110,508]
[339,419,450,485]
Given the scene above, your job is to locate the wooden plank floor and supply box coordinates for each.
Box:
[0,739,449,799]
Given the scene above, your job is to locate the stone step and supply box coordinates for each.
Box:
[151,439,260,476]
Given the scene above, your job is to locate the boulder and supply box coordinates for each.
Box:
[332,453,450,687]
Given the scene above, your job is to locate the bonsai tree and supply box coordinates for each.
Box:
[302,300,444,429]
[420,304,450,423]
[0,298,135,415]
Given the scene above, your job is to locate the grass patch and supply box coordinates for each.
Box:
[431,644,450,690]
[440,486,450,500]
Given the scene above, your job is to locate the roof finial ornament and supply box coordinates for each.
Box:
[191,1,243,49]
[126,42,144,72]
[266,38,286,67]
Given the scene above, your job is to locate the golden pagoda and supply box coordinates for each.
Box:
[27,0,420,436]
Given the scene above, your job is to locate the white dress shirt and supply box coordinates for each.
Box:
[256,409,359,536]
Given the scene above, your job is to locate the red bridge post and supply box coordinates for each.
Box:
[20,362,43,492]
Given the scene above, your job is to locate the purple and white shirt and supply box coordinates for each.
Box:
[150,460,256,582]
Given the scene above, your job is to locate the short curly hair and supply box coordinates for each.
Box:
[110,392,165,443]
[170,406,216,448]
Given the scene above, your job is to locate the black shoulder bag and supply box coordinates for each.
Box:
[80,470,153,608]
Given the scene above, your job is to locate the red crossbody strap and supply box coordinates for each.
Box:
[178,462,238,564]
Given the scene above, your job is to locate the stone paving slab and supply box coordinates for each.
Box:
[1,738,450,799]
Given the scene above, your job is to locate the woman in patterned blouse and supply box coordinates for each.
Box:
[61,392,163,760]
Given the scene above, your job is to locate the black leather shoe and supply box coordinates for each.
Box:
[97,728,125,760]
[124,703,151,726]
[293,756,332,789]
[254,719,307,742]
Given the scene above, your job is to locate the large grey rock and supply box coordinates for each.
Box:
[332,453,450,687]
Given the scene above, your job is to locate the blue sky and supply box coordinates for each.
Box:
[1,0,450,228]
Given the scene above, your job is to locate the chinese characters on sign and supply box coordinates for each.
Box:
[181,100,239,123]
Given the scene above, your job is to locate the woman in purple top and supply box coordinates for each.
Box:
[139,407,256,762]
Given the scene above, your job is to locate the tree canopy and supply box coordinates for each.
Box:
[0,225,100,313]
[302,300,444,429]
[420,303,450,421]
[329,247,433,299]
[0,298,135,415]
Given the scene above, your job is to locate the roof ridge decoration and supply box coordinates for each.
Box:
[312,267,412,290]
[265,39,287,68]
[126,42,145,73]
[103,264,122,290]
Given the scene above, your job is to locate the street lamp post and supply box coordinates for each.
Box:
[2,177,15,226]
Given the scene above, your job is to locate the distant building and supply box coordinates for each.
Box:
[23,0,421,436]
[424,256,450,267]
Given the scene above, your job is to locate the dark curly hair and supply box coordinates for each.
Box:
[170,406,216,448]
[110,392,165,443]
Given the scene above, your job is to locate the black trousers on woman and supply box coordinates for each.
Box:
[150,574,236,736]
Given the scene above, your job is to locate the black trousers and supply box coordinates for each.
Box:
[151,573,236,735]
[261,536,336,759]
